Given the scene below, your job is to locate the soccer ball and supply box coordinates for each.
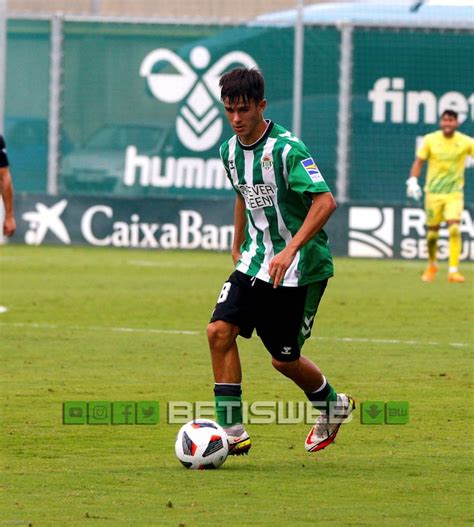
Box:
[175,419,229,470]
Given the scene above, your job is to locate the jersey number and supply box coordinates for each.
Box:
[217,282,231,303]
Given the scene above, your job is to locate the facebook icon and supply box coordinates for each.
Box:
[112,402,136,425]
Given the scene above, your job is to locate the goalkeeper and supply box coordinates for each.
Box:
[407,110,473,283]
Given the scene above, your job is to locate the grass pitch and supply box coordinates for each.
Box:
[1,245,473,526]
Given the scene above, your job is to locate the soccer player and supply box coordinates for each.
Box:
[407,110,473,283]
[207,68,354,455]
[0,134,16,237]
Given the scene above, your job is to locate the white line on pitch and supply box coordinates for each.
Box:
[0,322,198,336]
[0,322,470,348]
[312,336,469,348]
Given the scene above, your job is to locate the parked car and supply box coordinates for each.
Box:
[60,122,171,194]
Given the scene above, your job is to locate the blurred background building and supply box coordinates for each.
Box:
[7,0,327,20]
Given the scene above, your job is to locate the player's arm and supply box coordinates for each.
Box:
[231,194,246,266]
[269,191,337,288]
[0,165,16,237]
[410,157,424,179]
[407,136,430,201]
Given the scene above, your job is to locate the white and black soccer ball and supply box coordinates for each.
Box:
[175,419,229,470]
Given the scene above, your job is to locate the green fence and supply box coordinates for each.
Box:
[5,19,50,192]
[351,27,474,203]
[5,19,474,203]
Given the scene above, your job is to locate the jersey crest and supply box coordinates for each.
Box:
[261,155,273,171]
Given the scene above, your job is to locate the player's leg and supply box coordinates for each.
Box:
[270,355,355,451]
[208,320,241,383]
[257,279,354,452]
[257,279,336,399]
[207,271,254,455]
[207,321,250,454]
[422,226,440,281]
[445,193,464,282]
[422,193,442,282]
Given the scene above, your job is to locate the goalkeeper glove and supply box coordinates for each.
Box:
[406,176,422,201]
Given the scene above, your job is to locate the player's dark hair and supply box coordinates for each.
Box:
[219,68,265,105]
[441,109,458,119]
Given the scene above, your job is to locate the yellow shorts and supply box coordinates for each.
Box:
[425,192,464,227]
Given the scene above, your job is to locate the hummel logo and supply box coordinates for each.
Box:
[301,316,314,337]
[22,199,71,245]
[282,347,292,355]
[140,46,258,152]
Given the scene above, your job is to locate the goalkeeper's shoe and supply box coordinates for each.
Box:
[421,263,438,282]
[448,271,465,283]
[225,424,251,456]
[305,394,355,453]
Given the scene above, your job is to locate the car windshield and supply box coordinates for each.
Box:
[85,126,166,150]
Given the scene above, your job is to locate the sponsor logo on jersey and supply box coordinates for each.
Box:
[301,158,323,183]
[238,184,276,210]
[261,155,273,171]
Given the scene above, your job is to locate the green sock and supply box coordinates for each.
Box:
[305,377,337,413]
[214,383,243,428]
[214,396,243,428]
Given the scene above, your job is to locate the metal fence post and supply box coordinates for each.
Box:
[335,23,353,204]
[0,0,7,135]
[91,0,101,15]
[292,0,304,138]
[47,13,63,196]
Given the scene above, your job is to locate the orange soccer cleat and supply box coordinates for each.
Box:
[421,263,438,282]
[448,271,465,283]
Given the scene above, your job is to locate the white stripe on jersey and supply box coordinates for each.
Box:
[227,137,259,274]
[260,139,301,286]
[242,149,273,282]
[236,216,259,274]
[281,143,292,188]
[227,136,239,188]
[236,148,260,274]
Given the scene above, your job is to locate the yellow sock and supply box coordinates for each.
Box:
[427,230,439,264]
[448,223,461,270]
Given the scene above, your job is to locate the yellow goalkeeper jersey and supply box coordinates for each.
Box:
[417,130,474,194]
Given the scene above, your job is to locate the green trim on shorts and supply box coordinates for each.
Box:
[297,279,328,350]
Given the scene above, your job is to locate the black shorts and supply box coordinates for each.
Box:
[210,270,328,362]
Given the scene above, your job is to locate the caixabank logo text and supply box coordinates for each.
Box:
[21,199,234,250]
[348,206,474,260]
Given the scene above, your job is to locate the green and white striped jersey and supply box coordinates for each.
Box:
[220,120,334,287]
